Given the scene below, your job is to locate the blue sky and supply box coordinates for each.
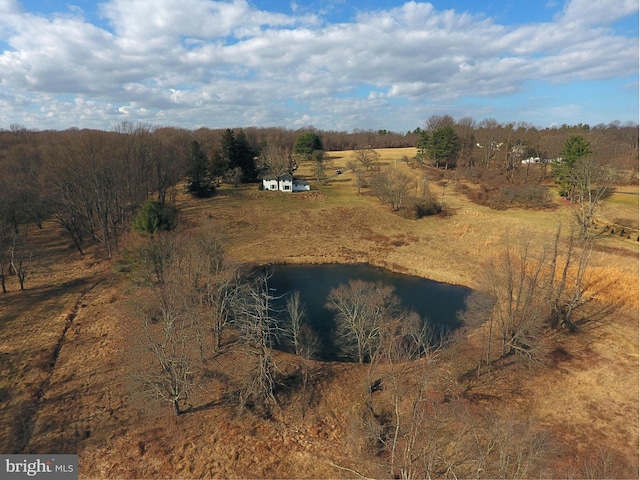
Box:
[0,0,637,132]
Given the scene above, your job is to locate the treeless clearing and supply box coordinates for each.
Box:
[0,148,637,478]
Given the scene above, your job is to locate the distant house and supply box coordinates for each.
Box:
[521,157,562,165]
[262,174,310,192]
[521,157,541,164]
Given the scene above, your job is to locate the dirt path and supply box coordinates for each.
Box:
[21,280,103,452]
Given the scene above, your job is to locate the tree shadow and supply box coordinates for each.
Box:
[0,277,91,331]
[273,362,334,413]
[183,395,234,414]
[599,186,616,201]
[573,302,618,332]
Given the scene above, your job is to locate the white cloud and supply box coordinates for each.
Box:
[101,0,298,41]
[0,0,637,130]
[0,0,21,15]
[559,0,638,26]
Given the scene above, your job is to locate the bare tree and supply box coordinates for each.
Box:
[148,130,186,205]
[575,446,638,479]
[473,417,553,479]
[224,166,243,188]
[326,280,401,363]
[388,391,475,479]
[346,162,367,194]
[205,263,240,354]
[9,232,33,291]
[0,219,12,293]
[43,128,159,257]
[352,145,380,172]
[475,118,504,170]
[459,290,497,367]
[286,291,306,357]
[285,291,320,360]
[425,114,455,132]
[260,144,295,177]
[311,150,326,183]
[139,235,175,284]
[233,271,282,415]
[0,143,47,230]
[568,158,617,238]
[131,231,239,416]
[356,318,474,479]
[297,324,320,360]
[455,116,478,168]
[131,234,202,415]
[136,301,197,416]
[370,168,414,211]
[491,237,549,364]
[462,235,552,369]
[0,253,6,294]
[133,275,198,416]
[462,224,602,375]
[545,226,592,332]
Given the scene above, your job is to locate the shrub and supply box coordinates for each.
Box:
[455,183,470,194]
[493,184,552,209]
[413,198,442,218]
[133,200,178,235]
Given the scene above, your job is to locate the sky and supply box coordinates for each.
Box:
[0,0,637,132]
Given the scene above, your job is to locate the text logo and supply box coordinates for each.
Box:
[1,455,77,480]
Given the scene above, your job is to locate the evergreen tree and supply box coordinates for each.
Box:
[133,200,177,235]
[218,129,236,172]
[415,128,430,161]
[294,132,323,159]
[185,140,214,197]
[218,129,257,183]
[559,135,592,166]
[233,130,257,182]
[428,126,460,168]
[554,135,592,199]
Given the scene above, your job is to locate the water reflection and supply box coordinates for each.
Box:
[267,264,471,361]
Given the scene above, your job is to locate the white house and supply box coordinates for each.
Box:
[292,179,311,192]
[262,174,310,192]
[521,157,541,164]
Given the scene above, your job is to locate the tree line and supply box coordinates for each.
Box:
[339,117,636,233]
[412,115,637,175]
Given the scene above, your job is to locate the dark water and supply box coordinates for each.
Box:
[267,263,471,360]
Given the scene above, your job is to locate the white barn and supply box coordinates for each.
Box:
[262,174,310,192]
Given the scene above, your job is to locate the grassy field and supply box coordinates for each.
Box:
[185,149,636,291]
[0,148,637,478]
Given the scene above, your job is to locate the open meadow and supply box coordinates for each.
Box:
[0,147,637,478]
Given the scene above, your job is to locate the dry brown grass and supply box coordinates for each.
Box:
[0,150,637,478]
[0,225,111,454]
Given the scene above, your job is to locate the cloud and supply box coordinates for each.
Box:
[101,0,301,45]
[0,0,637,130]
[0,0,21,14]
[559,0,639,26]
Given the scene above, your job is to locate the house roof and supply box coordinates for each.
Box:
[262,173,293,181]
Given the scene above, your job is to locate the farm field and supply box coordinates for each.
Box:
[0,148,637,478]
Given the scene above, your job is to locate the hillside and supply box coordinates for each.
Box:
[0,147,637,478]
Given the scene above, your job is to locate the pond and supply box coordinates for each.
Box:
[266,263,471,361]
